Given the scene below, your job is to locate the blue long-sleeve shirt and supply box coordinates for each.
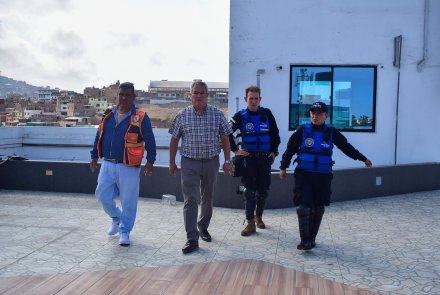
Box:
[90,104,156,163]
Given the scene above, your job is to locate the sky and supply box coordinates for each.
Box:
[0,0,230,93]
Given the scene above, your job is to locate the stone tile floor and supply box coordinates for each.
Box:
[0,189,439,295]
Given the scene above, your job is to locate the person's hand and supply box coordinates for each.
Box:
[169,163,178,176]
[223,163,231,175]
[279,170,286,182]
[364,159,372,168]
[144,162,153,176]
[234,149,249,157]
[268,152,276,165]
[90,159,98,172]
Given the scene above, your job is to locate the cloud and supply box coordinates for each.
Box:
[185,58,206,67]
[44,29,85,59]
[0,19,5,39]
[105,31,148,48]
[149,52,164,66]
[0,23,97,91]
[0,0,73,15]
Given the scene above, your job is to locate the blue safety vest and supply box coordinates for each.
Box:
[296,123,333,173]
[239,108,271,152]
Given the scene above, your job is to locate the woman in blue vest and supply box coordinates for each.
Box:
[279,102,372,250]
[229,85,281,236]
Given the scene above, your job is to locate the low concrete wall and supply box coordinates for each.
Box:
[1,160,439,209]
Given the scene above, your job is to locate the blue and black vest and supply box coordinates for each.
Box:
[296,123,333,173]
[239,108,271,152]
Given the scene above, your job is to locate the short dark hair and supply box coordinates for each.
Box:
[119,82,135,95]
[190,81,209,93]
[245,85,261,97]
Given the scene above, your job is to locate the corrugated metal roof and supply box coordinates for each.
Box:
[150,80,228,89]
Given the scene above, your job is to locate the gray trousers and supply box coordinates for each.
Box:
[181,155,220,241]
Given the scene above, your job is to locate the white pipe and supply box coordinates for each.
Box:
[256,69,265,87]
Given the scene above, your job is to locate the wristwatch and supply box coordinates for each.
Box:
[147,159,155,164]
[224,160,232,164]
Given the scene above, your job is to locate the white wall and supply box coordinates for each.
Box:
[229,0,440,169]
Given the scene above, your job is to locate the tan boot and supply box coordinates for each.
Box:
[254,215,266,229]
[241,219,256,236]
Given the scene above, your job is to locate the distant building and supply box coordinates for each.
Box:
[13,111,23,122]
[59,117,91,127]
[136,90,150,102]
[24,109,43,119]
[149,80,228,103]
[84,86,102,99]
[37,89,52,101]
[103,81,120,106]
[89,97,114,113]
[67,99,88,117]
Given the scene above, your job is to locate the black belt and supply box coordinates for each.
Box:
[248,151,269,158]
[103,158,141,168]
[104,158,123,164]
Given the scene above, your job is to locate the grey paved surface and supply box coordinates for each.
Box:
[0,189,439,295]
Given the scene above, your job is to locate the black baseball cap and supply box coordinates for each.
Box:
[308,101,328,113]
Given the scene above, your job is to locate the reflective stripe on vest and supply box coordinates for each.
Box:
[239,108,270,152]
[295,123,333,173]
[97,107,146,166]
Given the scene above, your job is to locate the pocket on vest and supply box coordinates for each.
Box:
[127,133,138,143]
[316,157,331,171]
[127,146,144,165]
[299,154,315,170]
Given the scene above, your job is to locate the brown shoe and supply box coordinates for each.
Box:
[254,215,266,229]
[241,219,256,236]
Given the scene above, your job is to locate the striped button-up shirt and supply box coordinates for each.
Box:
[169,105,232,160]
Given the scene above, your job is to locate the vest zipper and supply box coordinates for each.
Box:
[110,116,119,159]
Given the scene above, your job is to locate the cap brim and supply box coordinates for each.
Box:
[308,107,324,113]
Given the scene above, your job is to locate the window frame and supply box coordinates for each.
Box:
[288,65,377,133]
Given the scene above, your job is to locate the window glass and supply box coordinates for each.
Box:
[290,67,331,129]
[289,65,376,132]
[332,67,375,130]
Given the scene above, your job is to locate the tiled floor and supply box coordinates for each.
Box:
[0,189,439,295]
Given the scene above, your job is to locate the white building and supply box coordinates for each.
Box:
[37,89,53,101]
[150,80,228,103]
[24,109,43,119]
[228,0,439,169]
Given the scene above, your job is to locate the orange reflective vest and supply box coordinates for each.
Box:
[97,106,146,166]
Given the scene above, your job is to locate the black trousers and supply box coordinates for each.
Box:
[293,168,333,208]
[241,156,272,193]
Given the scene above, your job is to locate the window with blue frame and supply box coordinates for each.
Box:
[289,65,376,132]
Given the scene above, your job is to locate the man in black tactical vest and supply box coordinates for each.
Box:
[229,85,281,236]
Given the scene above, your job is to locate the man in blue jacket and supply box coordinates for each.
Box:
[90,82,156,246]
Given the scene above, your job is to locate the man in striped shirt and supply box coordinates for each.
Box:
[169,81,233,253]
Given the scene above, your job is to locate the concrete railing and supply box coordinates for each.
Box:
[0,126,228,166]
[0,160,438,209]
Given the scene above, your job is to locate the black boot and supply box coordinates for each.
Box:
[297,204,311,250]
[309,206,325,248]
[255,191,268,217]
[243,189,256,220]
[255,191,268,228]
[309,213,315,247]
